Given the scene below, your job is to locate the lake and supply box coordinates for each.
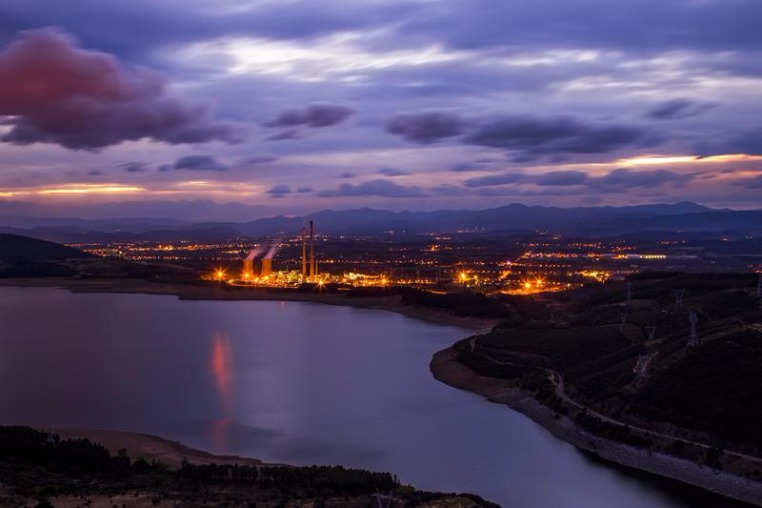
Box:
[0,286,747,507]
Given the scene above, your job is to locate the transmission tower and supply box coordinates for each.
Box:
[625,281,633,305]
[688,311,699,347]
[619,312,629,330]
[645,324,657,342]
[673,289,685,309]
[375,490,395,508]
[757,272,762,299]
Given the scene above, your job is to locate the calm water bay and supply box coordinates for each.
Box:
[0,287,747,507]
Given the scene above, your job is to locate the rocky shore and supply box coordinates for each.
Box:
[430,345,762,507]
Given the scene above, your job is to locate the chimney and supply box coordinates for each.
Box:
[301,225,307,278]
[309,221,315,280]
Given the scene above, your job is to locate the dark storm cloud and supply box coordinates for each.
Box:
[646,99,714,120]
[119,162,150,173]
[241,155,278,165]
[173,155,229,171]
[264,103,355,128]
[462,115,656,161]
[462,173,526,188]
[385,111,466,144]
[377,168,410,177]
[388,110,659,161]
[317,179,427,198]
[267,185,292,198]
[265,129,300,142]
[535,170,588,186]
[0,28,242,150]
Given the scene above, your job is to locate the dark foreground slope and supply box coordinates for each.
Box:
[441,272,762,503]
[0,426,496,508]
[0,234,93,261]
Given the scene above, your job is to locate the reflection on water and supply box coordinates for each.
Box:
[210,331,234,416]
[209,331,235,453]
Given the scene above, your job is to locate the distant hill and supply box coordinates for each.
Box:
[0,234,94,261]
[1,202,761,242]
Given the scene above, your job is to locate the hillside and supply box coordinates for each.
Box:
[0,234,94,261]
[452,272,762,484]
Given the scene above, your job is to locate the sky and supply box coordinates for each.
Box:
[0,0,760,220]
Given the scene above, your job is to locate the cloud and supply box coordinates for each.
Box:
[461,167,692,191]
[317,179,427,198]
[385,111,466,144]
[338,172,356,179]
[387,110,660,161]
[646,99,714,120]
[296,186,313,193]
[0,28,242,150]
[242,155,278,165]
[119,161,150,173]
[173,155,229,171]
[462,172,526,188]
[264,102,354,128]
[591,168,692,188]
[266,184,292,198]
[377,167,410,177]
[694,128,762,157]
[265,129,300,141]
[535,170,588,186]
[733,175,762,189]
[463,115,656,161]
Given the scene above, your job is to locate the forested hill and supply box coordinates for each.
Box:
[0,234,93,261]
[456,272,762,475]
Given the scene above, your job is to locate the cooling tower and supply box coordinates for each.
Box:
[243,258,254,279]
[261,258,273,277]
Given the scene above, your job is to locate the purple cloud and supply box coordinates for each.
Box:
[463,115,655,161]
[377,167,410,177]
[265,103,355,128]
[0,28,242,150]
[265,129,300,141]
[535,170,588,186]
[173,155,229,171]
[119,161,150,173]
[385,111,466,144]
[590,168,692,188]
[463,173,526,188]
[646,99,714,120]
[267,184,292,198]
[317,179,427,198]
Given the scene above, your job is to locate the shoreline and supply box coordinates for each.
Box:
[0,277,497,331]
[430,345,762,507]
[43,428,269,469]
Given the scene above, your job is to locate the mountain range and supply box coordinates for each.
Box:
[1,202,760,243]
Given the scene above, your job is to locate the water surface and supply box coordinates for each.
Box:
[0,287,747,507]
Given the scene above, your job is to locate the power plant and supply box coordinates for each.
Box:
[232,222,317,285]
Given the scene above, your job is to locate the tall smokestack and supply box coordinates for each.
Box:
[309,220,315,280]
[301,226,307,278]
